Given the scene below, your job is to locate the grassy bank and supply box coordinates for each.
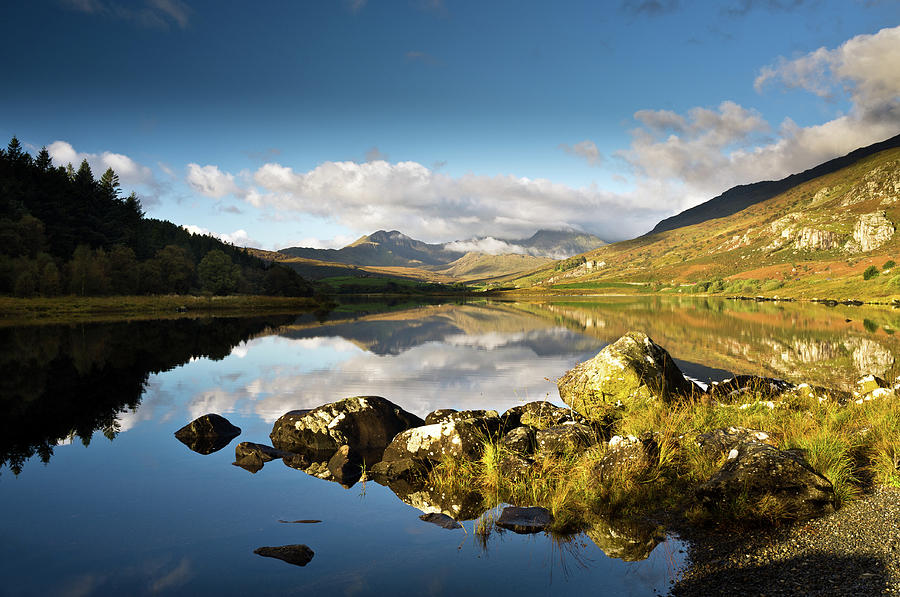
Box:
[0,294,326,325]
[427,386,900,532]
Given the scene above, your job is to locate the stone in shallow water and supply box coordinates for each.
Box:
[253,544,314,567]
[496,506,553,534]
[174,413,241,454]
[419,512,462,529]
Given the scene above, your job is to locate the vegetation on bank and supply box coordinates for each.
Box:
[427,386,900,532]
[0,137,314,299]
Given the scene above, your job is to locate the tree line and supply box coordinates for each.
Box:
[0,137,313,297]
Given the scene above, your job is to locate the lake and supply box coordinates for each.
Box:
[1,297,898,596]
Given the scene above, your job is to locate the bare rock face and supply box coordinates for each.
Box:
[253,544,314,567]
[793,227,841,251]
[696,442,835,521]
[557,332,698,423]
[174,413,241,454]
[851,211,894,252]
[269,396,423,456]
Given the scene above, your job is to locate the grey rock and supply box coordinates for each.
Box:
[496,506,553,534]
[498,453,535,482]
[707,375,795,402]
[502,401,585,430]
[694,427,776,457]
[593,433,659,482]
[381,418,488,466]
[535,423,595,455]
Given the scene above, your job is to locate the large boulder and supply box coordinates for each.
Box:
[557,332,697,422]
[380,418,488,466]
[269,396,423,458]
[696,442,835,521]
[694,427,776,458]
[500,426,536,454]
[174,413,241,454]
[707,375,794,403]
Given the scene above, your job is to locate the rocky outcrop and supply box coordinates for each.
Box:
[424,409,502,435]
[496,506,553,534]
[269,396,423,457]
[850,211,894,252]
[253,544,314,567]
[557,332,698,422]
[793,227,841,251]
[707,375,795,403]
[696,442,835,521]
[174,414,241,454]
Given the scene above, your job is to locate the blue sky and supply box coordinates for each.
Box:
[3,0,899,250]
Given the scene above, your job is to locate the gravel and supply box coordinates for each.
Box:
[669,486,900,597]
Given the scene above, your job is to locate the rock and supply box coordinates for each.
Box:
[694,427,777,457]
[496,506,553,534]
[535,423,595,455]
[235,441,289,462]
[174,413,241,454]
[326,445,362,485]
[557,332,697,422]
[498,453,535,481]
[707,375,795,403]
[502,401,585,430]
[380,419,488,467]
[593,433,659,482]
[282,452,311,470]
[253,544,314,567]
[696,442,835,521]
[586,518,665,562]
[852,374,897,404]
[419,512,462,530]
[500,426,536,454]
[368,457,427,482]
[851,211,895,252]
[233,452,265,473]
[269,396,423,458]
[424,409,502,435]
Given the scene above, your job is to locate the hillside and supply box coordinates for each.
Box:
[515,137,900,301]
[650,133,900,235]
[280,230,463,267]
[433,252,554,280]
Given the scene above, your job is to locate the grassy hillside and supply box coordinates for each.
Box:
[514,144,900,302]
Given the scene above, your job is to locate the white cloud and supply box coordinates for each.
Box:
[182,224,261,248]
[185,163,240,199]
[62,0,190,28]
[559,140,603,166]
[47,140,155,186]
[444,237,528,255]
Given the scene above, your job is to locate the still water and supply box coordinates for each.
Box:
[1,297,898,596]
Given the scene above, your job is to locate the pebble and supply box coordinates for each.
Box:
[670,486,900,596]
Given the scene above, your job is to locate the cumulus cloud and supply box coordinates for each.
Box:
[243,159,663,242]
[182,225,261,248]
[609,25,900,215]
[559,140,604,166]
[185,163,241,199]
[444,238,528,255]
[47,140,165,207]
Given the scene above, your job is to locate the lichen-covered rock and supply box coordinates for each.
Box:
[498,453,535,482]
[557,332,697,422]
[696,442,835,521]
[496,506,553,534]
[174,413,241,454]
[851,211,894,252]
[253,544,314,567]
[502,401,585,430]
[535,423,595,455]
[380,419,487,466]
[376,477,485,521]
[852,374,896,404]
[269,396,423,456]
[593,433,659,482]
[586,518,665,562]
[500,426,536,454]
[694,427,776,457]
[424,409,502,435]
[707,375,795,403]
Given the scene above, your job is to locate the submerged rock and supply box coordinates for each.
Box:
[269,396,423,456]
[696,442,835,521]
[419,512,463,530]
[557,332,697,423]
[496,506,553,534]
[174,414,241,454]
[253,544,314,567]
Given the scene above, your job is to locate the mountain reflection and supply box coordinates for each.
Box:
[0,315,295,475]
